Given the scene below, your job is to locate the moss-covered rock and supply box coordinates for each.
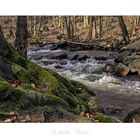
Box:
[0,28,115,122]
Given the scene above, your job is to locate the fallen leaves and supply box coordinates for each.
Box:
[80,111,99,123]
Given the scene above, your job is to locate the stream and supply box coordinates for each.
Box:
[27,44,140,121]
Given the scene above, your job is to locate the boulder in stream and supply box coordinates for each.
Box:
[128,58,140,74]
[104,63,115,73]
[78,55,89,61]
[51,53,68,60]
[115,63,130,76]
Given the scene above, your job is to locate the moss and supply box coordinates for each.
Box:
[88,97,100,113]
[0,57,104,121]
[27,62,60,89]
[23,89,69,107]
[0,101,21,112]
[0,34,27,69]
[77,92,91,101]
[50,71,77,94]
[11,63,31,83]
[94,113,115,122]
[0,71,5,81]
[73,104,88,115]
[0,27,116,122]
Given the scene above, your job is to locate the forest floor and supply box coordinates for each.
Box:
[1,16,140,50]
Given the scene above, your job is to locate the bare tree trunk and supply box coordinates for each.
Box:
[64,16,74,41]
[94,16,98,39]
[83,16,89,28]
[30,16,34,36]
[104,16,108,28]
[136,16,140,26]
[87,16,93,42]
[69,16,74,41]
[64,16,70,40]
[118,16,130,44]
[72,16,76,37]
[35,16,43,41]
[15,16,28,58]
[98,16,103,40]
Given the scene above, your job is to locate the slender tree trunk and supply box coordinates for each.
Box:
[94,16,98,39]
[35,16,43,41]
[136,16,140,26]
[72,16,76,37]
[69,16,74,41]
[87,16,93,42]
[104,16,108,28]
[98,16,103,40]
[30,16,34,36]
[64,16,70,40]
[83,16,89,28]
[118,16,130,44]
[15,16,28,58]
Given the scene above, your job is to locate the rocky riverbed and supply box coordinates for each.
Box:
[27,43,140,122]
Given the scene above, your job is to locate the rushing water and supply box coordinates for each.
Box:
[27,45,140,121]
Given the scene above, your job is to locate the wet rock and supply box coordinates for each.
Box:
[94,56,107,61]
[81,66,104,74]
[41,60,67,66]
[54,64,63,69]
[91,67,104,74]
[71,54,79,60]
[85,75,101,82]
[69,47,82,51]
[41,60,55,65]
[123,55,140,65]
[114,50,132,63]
[39,44,57,51]
[29,55,43,60]
[104,107,122,115]
[115,63,130,76]
[124,108,140,122]
[51,53,68,60]
[128,58,140,74]
[104,63,115,73]
[78,55,89,61]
